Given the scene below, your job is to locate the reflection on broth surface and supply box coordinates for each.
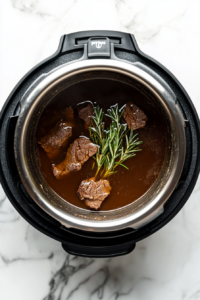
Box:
[36,79,167,211]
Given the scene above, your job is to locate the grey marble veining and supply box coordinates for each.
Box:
[0,0,200,299]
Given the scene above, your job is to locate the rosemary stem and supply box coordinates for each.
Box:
[89,104,142,179]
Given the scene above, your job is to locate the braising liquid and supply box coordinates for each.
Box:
[36,79,167,211]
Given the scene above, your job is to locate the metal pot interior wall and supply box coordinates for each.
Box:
[15,69,179,230]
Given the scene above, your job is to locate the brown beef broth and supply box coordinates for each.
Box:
[36,79,167,211]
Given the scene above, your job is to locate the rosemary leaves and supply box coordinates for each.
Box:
[89,105,142,178]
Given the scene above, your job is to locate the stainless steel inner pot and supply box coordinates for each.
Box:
[14,59,186,232]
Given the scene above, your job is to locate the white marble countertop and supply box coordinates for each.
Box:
[1,0,200,299]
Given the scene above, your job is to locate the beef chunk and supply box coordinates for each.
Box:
[78,102,93,128]
[39,121,72,159]
[123,101,148,130]
[77,178,111,210]
[52,137,98,179]
[64,106,74,121]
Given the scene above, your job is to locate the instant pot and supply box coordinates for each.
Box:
[0,30,200,257]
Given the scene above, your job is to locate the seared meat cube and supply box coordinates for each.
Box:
[52,137,98,179]
[77,178,111,210]
[39,121,72,159]
[123,101,148,130]
[78,102,93,128]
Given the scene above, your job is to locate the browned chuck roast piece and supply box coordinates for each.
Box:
[39,121,72,159]
[123,101,148,130]
[52,137,98,179]
[77,178,112,210]
[78,102,94,128]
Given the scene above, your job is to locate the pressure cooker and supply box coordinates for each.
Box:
[0,30,199,257]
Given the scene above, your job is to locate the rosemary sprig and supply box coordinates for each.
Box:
[89,106,112,176]
[103,105,142,177]
[116,128,142,167]
[89,105,142,178]
[103,105,127,177]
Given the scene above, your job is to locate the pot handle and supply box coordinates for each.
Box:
[60,30,137,59]
[62,241,136,258]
